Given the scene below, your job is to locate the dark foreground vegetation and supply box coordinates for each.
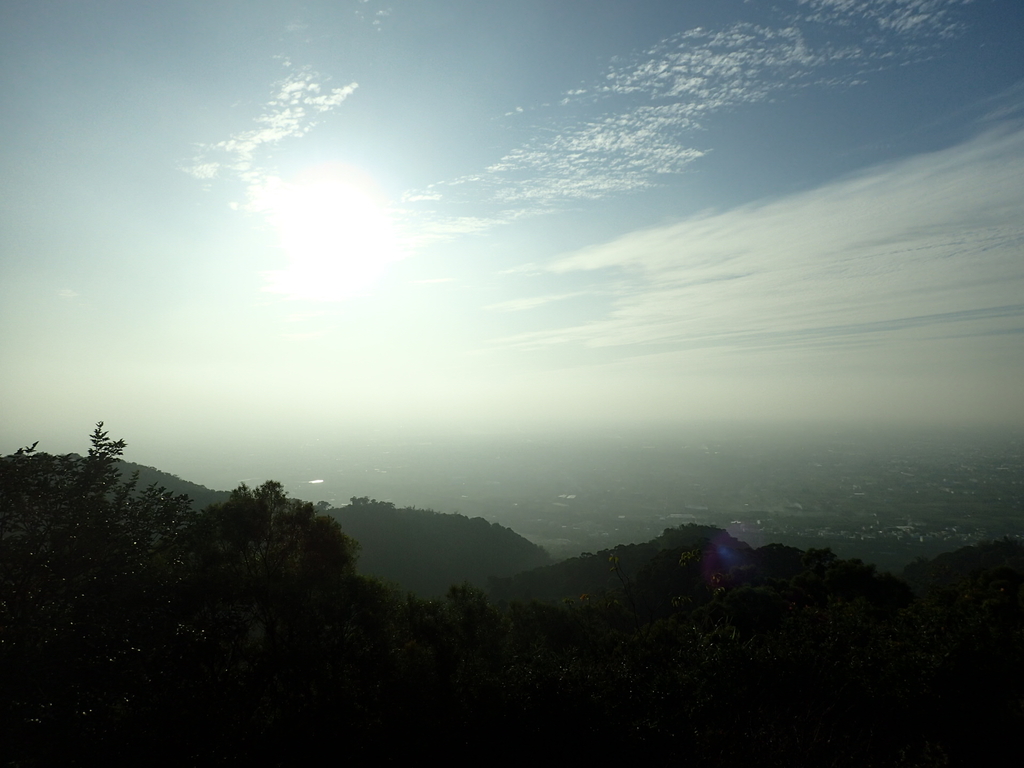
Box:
[3,427,1023,766]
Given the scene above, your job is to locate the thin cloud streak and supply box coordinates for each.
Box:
[485,292,590,313]
[491,126,1024,360]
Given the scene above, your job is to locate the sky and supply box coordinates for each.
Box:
[2,0,1023,466]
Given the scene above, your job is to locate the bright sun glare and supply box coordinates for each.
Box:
[256,166,400,300]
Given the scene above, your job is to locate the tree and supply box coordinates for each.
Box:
[1,423,195,644]
[0,424,197,763]
[191,481,360,654]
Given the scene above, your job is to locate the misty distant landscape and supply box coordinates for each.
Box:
[144,425,1024,570]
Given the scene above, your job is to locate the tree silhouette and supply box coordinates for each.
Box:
[0,424,196,763]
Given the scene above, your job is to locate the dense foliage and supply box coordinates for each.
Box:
[3,428,1023,765]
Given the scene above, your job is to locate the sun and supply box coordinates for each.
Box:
[255,165,401,300]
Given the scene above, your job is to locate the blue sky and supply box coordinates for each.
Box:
[2,1,1022,461]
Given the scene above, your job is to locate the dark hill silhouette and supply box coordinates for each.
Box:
[108,462,552,593]
[490,524,750,604]
[902,537,1024,594]
[112,464,550,597]
[489,524,813,628]
[331,497,551,596]
[114,460,232,510]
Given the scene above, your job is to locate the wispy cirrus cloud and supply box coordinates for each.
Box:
[184,63,357,190]
[407,0,973,224]
[795,0,972,37]
[489,126,1024,361]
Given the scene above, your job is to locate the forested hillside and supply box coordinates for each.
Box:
[113,461,551,597]
[3,428,1023,765]
[332,497,550,596]
[902,536,1024,593]
[114,459,232,510]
